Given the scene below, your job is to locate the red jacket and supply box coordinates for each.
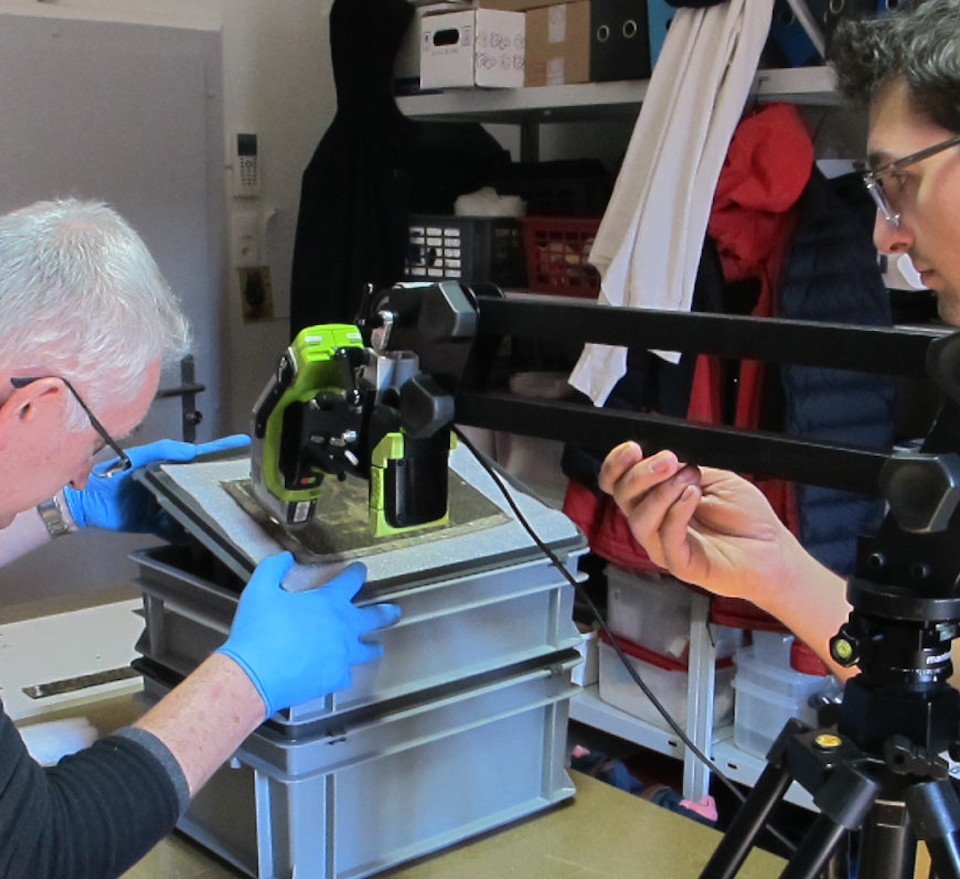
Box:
[564,103,814,629]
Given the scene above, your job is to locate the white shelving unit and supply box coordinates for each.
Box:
[571,588,717,803]
[397,67,839,121]
[399,67,838,811]
[571,686,816,811]
[399,67,839,161]
[568,584,817,811]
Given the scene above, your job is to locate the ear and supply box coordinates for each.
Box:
[0,378,66,448]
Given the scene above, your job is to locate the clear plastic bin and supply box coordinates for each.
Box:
[750,630,794,665]
[606,565,741,660]
[597,631,735,732]
[572,623,599,687]
[732,645,831,758]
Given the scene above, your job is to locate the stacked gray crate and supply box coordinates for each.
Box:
[133,446,585,879]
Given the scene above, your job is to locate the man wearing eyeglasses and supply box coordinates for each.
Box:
[597,0,960,675]
[0,198,399,878]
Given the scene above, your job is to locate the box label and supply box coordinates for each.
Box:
[547,57,565,86]
[548,5,567,43]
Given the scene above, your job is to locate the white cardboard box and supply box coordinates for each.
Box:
[395,2,474,89]
[421,9,525,89]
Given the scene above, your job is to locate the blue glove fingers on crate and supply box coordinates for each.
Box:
[218,555,401,716]
[121,434,250,470]
[317,564,403,662]
[63,434,250,532]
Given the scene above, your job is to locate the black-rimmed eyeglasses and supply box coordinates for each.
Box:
[9,375,133,478]
[862,133,960,227]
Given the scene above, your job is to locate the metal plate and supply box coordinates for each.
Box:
[222,471,508,562]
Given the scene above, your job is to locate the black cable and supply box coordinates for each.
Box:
[453,425,799,857]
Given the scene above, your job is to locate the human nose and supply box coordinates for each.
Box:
[873,209,913,255]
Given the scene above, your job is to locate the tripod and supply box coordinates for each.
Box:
[700,402,960,879]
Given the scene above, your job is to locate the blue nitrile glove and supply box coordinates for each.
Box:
[217,553,401,715]
[63,434,250,534]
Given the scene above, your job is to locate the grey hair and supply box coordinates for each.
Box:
[0,199,191,429]
[829,0,960,132]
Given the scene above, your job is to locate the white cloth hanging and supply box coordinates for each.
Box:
[568,0,775,405]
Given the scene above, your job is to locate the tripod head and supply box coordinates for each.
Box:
[830,337,960,758]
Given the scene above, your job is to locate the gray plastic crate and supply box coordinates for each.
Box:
[143,654,578,879]
[133,542,582,727]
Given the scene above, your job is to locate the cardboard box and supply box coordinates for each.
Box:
[591,0,651,82]
[395,2,474,94]
[421,9,525,89]
[525,1,591,87]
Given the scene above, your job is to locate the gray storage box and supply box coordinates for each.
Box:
[143,654,578,879]
[131,448,585,876]
[133,542,581,727]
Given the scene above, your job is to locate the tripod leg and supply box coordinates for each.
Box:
[822,834,851,879]
[779,813,847,879]
[780,758,882,879]
[905,780,960,879]
[699,759,793,879]
[858,800,916,879]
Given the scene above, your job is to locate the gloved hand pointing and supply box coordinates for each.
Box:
[217,553,401,716]
[63,434,250,535]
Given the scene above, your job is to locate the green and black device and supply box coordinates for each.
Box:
[250,322,453,537]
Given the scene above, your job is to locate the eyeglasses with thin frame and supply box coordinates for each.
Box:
[862,132,960,227]
[9,375,133,478]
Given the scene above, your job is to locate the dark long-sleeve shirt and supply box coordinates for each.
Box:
[0,699,189,879]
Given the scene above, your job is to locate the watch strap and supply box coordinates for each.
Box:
[37,495,71,538]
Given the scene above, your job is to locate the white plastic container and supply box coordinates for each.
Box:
[750,630,794,665]
[597,631,735,731]
[732,645,830,758]
[571,623,599,687]
[605,565,740,660]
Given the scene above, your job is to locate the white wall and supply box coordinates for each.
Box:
[0,0,338,604]
[0,0,338,434]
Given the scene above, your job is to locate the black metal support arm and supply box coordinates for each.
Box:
[360,282,958,508]
[454,391,891,496]
[474,296,944,377]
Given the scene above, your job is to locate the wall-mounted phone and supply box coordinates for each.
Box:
[232,132,261,197]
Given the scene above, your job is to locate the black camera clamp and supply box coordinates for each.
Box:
[359,281,960,879]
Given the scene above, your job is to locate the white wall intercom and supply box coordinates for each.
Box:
[232,131,261,197]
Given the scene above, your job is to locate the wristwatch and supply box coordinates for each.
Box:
[37,495,71,538]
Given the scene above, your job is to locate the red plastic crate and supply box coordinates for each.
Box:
[522,216,602,298]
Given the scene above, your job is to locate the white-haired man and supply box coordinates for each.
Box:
[0,198,399,878]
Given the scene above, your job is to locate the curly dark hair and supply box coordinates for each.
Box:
[829,0,960,132]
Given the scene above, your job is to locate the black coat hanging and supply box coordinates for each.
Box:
[289,0,416,334]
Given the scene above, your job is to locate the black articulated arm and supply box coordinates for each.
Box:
[357,281,960,601]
